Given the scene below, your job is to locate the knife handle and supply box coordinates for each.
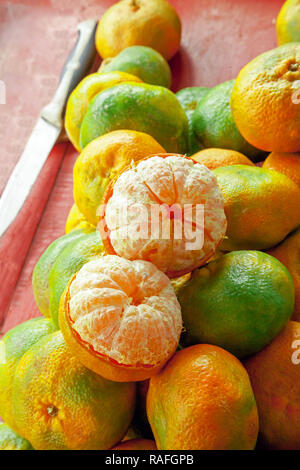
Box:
[41,19,98,128]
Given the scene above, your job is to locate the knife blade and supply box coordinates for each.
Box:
[0,18,98,237]
[0,119,60,236]
[0,18,98,321]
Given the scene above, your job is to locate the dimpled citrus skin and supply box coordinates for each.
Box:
[276,0,300,45]
[214,165,300,251]
[192,80,261,160]
[268,228,300,321]
[244,321,300,449]
[101,154,227,276]
[176,87,210,154]
[147,344,259,450]
[191,148,255,170]
[111,439,157,450]
[231,43,300,153]
[0,317,56,431]
[73,130,165,227]
[12,331,136,450]
[96,0,181,61]
[262,151,300,187]
[65,71,142,151]
[59,255,182,382]
[0,424,33,450]
[65,204,95,234]
[177,251,295,358]
[99,46,171,88]
[79,82,189,153]
[33,230,85,317]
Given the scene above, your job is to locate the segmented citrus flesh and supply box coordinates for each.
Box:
[68,255,182,369]
[101,154,227,276]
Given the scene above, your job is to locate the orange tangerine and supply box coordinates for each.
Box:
[99,153,227,277]
[244,321,300,449]
[214,165,300,251]
[147,344,259,450]
[262,151,300,187]
[231,43,300,153]
[267,227,300,321]
[12,332,136,450]
[0,317,56,430]
[59,255,182,382]
[95,0,181,61]
[191,148,255,170]
[74,130,165,227]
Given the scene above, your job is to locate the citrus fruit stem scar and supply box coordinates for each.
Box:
[47,405,58,418]
[131,0,140,10]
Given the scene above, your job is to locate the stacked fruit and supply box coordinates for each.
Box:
[1,0,300,451]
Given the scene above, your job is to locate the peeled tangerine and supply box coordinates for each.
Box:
[100,154,227,277]
[59,255,182,382]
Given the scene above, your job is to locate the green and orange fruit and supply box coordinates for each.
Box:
[73,130,165,227]
[193,80,261,159]
[191,148,255,170]
[0,423,33,450]
[96,0,181,61]
[262,151,300,187]
[99,46,171,88]
[65,71,142,151]
[147,344,259,450]
[79,82,189,153]
[245,321,300,449]
[0,317,56,430]
[268,227,300,321]
[276,0,300,45]
[214,165,300,251]
[177,251,295,358]
[12,331,136,450]
[176,86,210,154]
[231,43,300,153]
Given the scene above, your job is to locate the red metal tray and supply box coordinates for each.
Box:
[0,0,283,334]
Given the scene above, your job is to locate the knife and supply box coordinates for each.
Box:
[0,19,98,320]
[0,19,98,237]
